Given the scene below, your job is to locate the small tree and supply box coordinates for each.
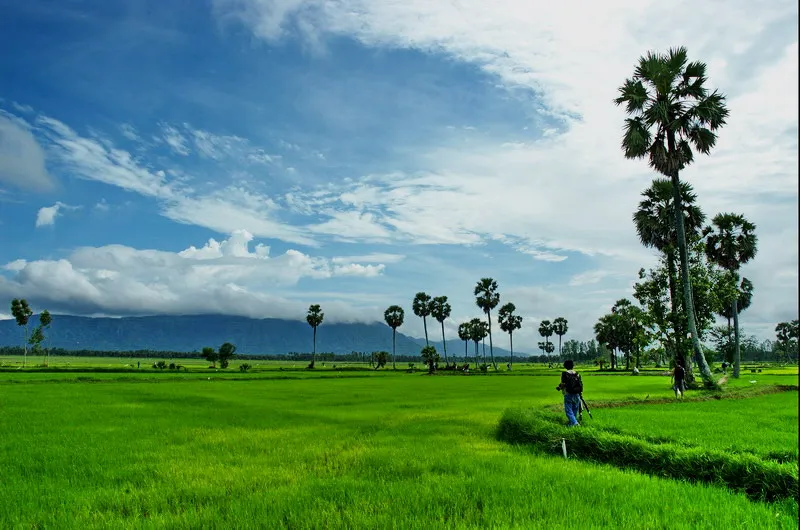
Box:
[218,342,237,369]
[201,346,219,368]
[538,320,554,361]
[384,305,405,370]
[457,322,471,363]
[39,310,52,366]
[306,304,324,368]
[420,345,440,373]
[28,325,45,364]
[498,303,522,370]
[552,317,568,358]
[373,351,389,370]
[10,299,33,367]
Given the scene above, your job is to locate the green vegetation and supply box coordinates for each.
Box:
[1,367,798,528]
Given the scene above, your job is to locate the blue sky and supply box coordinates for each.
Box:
[0,0,797,349]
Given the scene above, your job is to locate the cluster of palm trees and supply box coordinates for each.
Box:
[610,47,758,384]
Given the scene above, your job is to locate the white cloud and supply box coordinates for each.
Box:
[35,203,62,227]
[0,113,57,192]
[0,231,390,322]
[161,123,190,155]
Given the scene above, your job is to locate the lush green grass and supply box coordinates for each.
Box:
[1,368,798,528]
[589,391,799,461]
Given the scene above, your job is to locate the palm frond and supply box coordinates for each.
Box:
[622,118,652,159]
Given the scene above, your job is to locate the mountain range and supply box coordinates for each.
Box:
[0,314,530,357]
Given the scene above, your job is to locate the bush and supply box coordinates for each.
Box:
[497,408,798,502]
[239,363,251,372]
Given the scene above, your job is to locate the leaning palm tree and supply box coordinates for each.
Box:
[306,304,324,369]
[384,305,405,371]
[616,47,729,386]
[552,317,568,359]
[457,322,471,364]
[412,292,433,346]
[474,278,500,370]
[430,296,452,366]
[498,303,523,370]
[704,213,757,378]
[633,178,705,373]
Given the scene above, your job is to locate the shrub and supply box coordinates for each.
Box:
[239,363,251,373]
[497,408,798,502]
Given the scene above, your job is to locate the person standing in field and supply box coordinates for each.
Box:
[556,359,583,427]
[672,362,686,399]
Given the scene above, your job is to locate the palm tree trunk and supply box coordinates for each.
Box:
[24,323,29,368]
[312,326,317,367]
[440,321,448,365]
[667,133,714,386]
[392,329,397,370]
[558,334,563,359]
[423,317,429,346]
[464,340,468,364]
[509,332,514,370]
[732,298,741,378]
[726,314,732,363]
[474,342,479,367]
[487,314,496,370]
[665,250,683,361]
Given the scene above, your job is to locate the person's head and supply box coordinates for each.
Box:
[563,359,574,370]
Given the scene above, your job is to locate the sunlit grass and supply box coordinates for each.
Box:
[1,368,797,528]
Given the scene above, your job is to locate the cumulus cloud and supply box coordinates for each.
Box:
[35,203,62,227]
[0,113,56,192]
[0,230,391,322]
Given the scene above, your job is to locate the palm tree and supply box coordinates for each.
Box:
[538,320,553,361]
[430,296,452,366]
[457,322,471,364]
[633,178,706,373]
[384,305,405,370]
[10,298,33,367]
[704,213,757,378]
[306,304,324,368]
[468,317,486,367]
[616,47,729,386]
[412,292,433,346]
[498,303,522,370]
[716,276,753,362]
[474,278,500,370]
[552,317,568,359]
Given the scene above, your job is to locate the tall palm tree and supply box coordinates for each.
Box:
[430,296,452,366]
[306,304,324,369]
[412,292,433,346]
[474,278,500,370]
[616,47,729,386]
[498,303,523,370]
[468,317,486,367]
[633,178,706,373]
[384,305,405,371]
[538,320,553,361]
[704,213,757,378]
[457,322,471,364]
[552,317,568,359]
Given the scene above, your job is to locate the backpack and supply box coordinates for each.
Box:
[563,370,583,394]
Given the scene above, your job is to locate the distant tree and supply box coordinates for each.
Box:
[705,213,758,378]
[498,303,522,370]
[474,278,500,370]
[10,299,33,367]
[420,345,440,373]
[412,292,433,346]
[39,310,52,367]
[374,351,389,370]
[306,304,324,369]
[430,296,452,365]
[28,325,45,364]
[616,47,728,386]
[218,342,237,369]
[457,322,471,363]
[537,341,547,357]
[538,320,554,361]
[384,305,405,370]
[201,346,219,368]
[552,317,568,358]
[468,317,486,366]
[775,320,799,363]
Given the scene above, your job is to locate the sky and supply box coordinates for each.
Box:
[0,0,797,353]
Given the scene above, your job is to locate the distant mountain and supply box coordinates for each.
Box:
[0,314,530,356]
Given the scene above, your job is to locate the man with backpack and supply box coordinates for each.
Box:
[556,359,583,426]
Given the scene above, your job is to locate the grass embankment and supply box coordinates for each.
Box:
[1,369,798,528]
[499,388,799,502]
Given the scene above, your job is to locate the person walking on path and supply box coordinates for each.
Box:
[556,359,583,426]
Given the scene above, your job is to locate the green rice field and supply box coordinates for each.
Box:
[1,359,797,529]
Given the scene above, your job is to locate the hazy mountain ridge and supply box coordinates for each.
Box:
[0,314,530,356]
